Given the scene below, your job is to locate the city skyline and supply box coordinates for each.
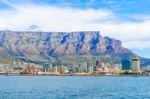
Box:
[0,0,150,58]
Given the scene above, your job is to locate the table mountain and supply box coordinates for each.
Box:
[0,30,149,66]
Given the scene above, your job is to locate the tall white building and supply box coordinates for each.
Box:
[132,55,140,73]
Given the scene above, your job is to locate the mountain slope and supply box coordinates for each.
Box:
[0,30,149,66]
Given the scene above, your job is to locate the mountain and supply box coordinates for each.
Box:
[0,30,149,66]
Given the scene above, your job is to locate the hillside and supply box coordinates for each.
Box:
[0,30,149,66]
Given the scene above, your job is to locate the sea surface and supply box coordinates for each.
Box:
[0,76,150,99]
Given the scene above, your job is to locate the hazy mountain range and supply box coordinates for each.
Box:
[0,30,149,67]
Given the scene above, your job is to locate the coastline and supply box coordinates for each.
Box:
[0,73,149,77]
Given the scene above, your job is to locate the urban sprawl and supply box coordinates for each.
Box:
[0,55,149,76]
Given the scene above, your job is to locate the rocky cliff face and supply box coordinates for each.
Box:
[0,30,132,54]
[0,30,136,65]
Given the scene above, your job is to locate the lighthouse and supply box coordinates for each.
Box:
[132,55,141,73]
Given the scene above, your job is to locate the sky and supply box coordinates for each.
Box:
[0,0,150,58]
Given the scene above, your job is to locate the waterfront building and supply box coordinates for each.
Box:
[96,62,104,71]
[89,65,97,73]
[121,59,131,70]
[96,60,101,67]
[113,64,122,73]
[78,64,82,73]
[54,66,68,74]
[101,62,105,68]
[132,55,141,73]
[86,60,89,73]
[81,61,89,73]
[96,59,103,69]
[43,65,48,72]
[18,62,21,66]
[82,60,89,73]
[73,66,80,73]
[13,61,16,65]
[23,63,39,74]
[0,63,24,74]
[42,64,53,72]
[96,60,99,66]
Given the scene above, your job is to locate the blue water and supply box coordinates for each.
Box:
[0,76,150,99]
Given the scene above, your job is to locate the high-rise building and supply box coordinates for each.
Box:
[96,60,99,66]
[54,66,67,74]
[82,60,89,73]
[89,65,97,73]
[87,60,89,73]
[132,55,140,73]
[121,59,131,70]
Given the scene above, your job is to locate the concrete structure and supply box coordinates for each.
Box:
[81,61,89,73]
[54,66,68,74]
[89,65,97,73]
[121,59,131,70]
[22,63,39,75]
[132,55,141,73]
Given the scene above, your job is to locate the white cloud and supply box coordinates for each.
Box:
[123,40,150,49]
[0,3,150,53]
[0,5,113,31]
[98,21,150,49]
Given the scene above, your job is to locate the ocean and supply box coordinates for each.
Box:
[0,76,150,99]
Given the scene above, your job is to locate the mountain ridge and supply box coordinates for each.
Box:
[0,30,149,66]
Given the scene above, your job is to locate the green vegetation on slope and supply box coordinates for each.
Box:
[0,52,17,64]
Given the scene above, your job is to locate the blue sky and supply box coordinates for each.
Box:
[0,0,150,58]
[1,0,150,14]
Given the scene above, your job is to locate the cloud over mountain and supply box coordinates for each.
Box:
[0,0,150,57]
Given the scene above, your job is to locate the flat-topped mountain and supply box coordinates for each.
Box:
[0,30,149,66]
